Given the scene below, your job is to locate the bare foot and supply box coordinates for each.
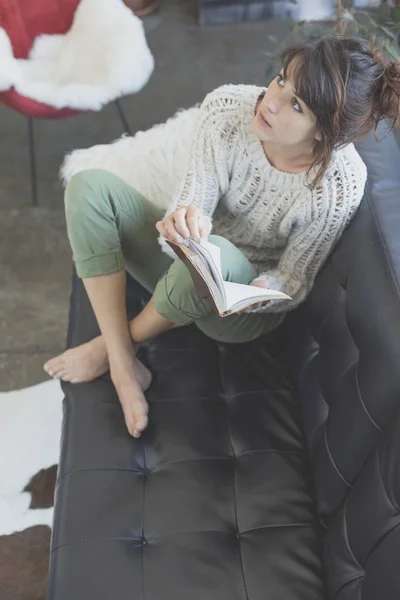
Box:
[43,337,152,391]
[111,360,150,438]
[44,337,108,383]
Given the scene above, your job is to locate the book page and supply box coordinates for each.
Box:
[223,281,291,312]
[187,239,223,277]
[199,240,222,276]
[187,239,226,302]
[188,254,226,314]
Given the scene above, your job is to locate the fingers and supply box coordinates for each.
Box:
[199,215,211,241]
[250,279,269,289]
[173,208,191,240]
[156,205,207,245]
[185,205,201,242]
[156,218,184,244]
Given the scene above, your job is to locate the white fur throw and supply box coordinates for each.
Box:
[0,0,154,111]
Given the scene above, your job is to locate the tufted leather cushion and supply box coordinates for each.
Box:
[48,274,325,599]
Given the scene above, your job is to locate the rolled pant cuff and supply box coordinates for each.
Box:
[75,249,125,278]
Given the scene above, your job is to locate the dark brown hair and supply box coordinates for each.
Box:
[280,37,400,187]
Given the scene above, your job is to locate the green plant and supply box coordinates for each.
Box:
[265,0,400,79]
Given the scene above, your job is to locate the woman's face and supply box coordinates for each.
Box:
[253,67,320,150]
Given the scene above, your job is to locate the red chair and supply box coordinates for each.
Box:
[0,0,135,206]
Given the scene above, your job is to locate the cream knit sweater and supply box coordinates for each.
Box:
[159,84,368,313]
[62,84,368,314]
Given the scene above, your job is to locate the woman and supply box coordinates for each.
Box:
[44,37,400,438]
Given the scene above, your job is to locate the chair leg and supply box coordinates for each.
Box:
[114,98,132,135]
[27,117,38,207]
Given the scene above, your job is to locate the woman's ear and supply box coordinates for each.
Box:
[315,130,322,142]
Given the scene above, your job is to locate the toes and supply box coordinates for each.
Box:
[64,376,82,384]
[114,380,149,439]
[125,411,148,439]
[58,370,82,384]
[46,369,61,379]
[60,372,72,382]
[43,360,52,372]
[131,411,149,438]
[135,415,148,433]
[44,358,57,372]
[52,367,67,380]
[125,416,138,438]
[44,364,54,376]
[44,357,64,378]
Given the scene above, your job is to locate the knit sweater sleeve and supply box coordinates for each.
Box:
[159,85,239,258]
[250,156,367,314]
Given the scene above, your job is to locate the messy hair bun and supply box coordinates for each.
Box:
[376,58,400,129]
[280,37,400,188]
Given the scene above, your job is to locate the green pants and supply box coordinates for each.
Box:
[64,169,284,343]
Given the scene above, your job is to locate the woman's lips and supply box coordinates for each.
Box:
[258,111,271,128]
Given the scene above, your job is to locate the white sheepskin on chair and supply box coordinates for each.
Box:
[0,380,63,535]
[60,105,200,212]
[0,0,154,110]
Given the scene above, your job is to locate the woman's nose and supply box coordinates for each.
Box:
[267,100,278,114]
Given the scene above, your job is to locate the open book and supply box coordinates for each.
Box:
[166,238,291,317]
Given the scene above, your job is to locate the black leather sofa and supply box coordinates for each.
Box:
[47,124,400,600]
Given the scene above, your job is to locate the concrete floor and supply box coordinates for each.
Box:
[0,0,285,391]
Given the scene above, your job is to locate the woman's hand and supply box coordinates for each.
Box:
[239,279,269,313]
[156,205,211,244]
[250,279,269,289]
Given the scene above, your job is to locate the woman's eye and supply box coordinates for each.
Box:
[292,98,302,113]
[276,73,303,113]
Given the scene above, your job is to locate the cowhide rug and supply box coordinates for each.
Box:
[0,380,63,600]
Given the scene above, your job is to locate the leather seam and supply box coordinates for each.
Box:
[60,450,304,478]
[324,427,351,487]
[150,396,223,403]
[238,523,314,535]
[376,444,400,512]
[225,388,291,400]
[223,380,250,600]
[50,537,144,555]
[355,366,382,432]
[61,468,146,476]
[50,524,318,555]
[148,391,291,403]
[343,501,364,570]
[333,358,358,390]
[332,574,364,600]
